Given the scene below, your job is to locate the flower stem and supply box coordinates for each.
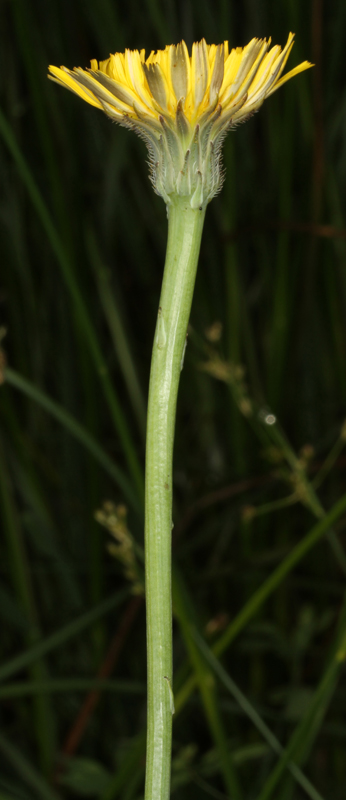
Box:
[144,196,206,800]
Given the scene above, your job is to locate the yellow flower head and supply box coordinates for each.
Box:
[49,35,312,208]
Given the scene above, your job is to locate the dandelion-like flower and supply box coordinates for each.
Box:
[49,35,312,208]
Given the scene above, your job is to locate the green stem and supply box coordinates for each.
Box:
[144,196,206,800]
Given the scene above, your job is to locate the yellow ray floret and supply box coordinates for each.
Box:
[48,34,311,125]
[48,35,312,207]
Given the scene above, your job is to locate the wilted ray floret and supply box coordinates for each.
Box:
[49,35,312,208]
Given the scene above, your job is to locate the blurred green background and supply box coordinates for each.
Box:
[1,0,346,798]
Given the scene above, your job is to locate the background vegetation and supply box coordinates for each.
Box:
[1,0,346,798]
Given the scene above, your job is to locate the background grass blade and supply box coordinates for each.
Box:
[0,732,61,800]
[0,107,144,499]
[192,629,325,800]
[0,590,129,683]
[4,367,140,512]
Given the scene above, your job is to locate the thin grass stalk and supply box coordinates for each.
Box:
[192,629,325,800]
[0,108,144,499]
[0,679,146,698]
[0,589,129,684]
[205,350,346,573]
[223,141,248,477]
[12,0,68,230]
[87,227,147,438]
[100,733,146,800]
[0,732,61,800]
[175,490,346,713]
[4,441,82,611]
[256,596,346,800]
[4,368,140,513]
[0,440,56,774]
[267,92,294,408]
[173,568,243,799]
